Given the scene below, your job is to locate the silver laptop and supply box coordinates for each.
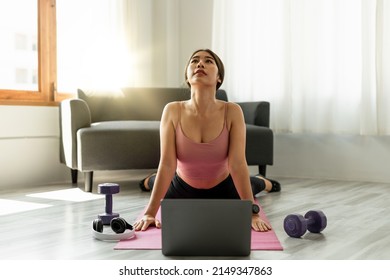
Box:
[161,199,252,256]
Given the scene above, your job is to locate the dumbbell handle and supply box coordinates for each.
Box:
[105,194,113,214]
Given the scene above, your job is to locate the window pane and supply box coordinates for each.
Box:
[0,0,38,91]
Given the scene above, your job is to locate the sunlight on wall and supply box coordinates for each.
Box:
[56,0,135,93]
[76,41,135,89]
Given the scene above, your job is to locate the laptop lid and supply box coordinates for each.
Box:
[161,199,252,256]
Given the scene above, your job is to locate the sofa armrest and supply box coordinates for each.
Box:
[237,101,270,127]
[59,99,91,169]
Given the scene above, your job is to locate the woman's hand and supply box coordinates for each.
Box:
[251,215,272,232]
[133,214,161,231]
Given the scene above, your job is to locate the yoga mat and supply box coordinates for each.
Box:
[114,201,283,251]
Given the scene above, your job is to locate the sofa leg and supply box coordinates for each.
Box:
[258,165,267,177]
[84,171,93,192]
[71,169,78,184]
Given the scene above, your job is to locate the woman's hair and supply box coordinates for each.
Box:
[184,49,225,90]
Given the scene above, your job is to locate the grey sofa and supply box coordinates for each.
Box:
[59,87,273,192]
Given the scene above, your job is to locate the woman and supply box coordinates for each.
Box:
[134,49,280,232]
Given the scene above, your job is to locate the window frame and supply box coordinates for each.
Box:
[0,0,73,106]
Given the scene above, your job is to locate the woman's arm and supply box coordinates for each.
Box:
[227,102,272,232]
[134,102,179,231]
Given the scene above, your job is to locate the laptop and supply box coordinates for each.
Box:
[161,199,252,256]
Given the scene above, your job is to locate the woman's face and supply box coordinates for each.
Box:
[186,51,221,89]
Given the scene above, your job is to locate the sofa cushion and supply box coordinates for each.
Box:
[77,121,161,170]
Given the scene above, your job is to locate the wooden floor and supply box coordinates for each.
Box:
[1,171,389,260]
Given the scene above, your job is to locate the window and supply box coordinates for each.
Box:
[0,0,131,105]
[0,0,72,106]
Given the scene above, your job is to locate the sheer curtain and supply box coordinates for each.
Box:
[212,0,390,135]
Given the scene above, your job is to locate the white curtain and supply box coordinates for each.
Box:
[212,0,390,135]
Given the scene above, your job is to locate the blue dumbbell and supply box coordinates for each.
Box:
[284,210,327,238]
[98,183,120,225]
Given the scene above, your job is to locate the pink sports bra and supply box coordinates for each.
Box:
[176,102,229,189]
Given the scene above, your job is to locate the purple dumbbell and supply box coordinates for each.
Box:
[284,210,327,238]
[98,183,120,225]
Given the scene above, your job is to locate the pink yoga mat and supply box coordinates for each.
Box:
[114,201,283,251]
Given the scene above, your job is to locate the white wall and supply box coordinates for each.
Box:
[0,106,69,188]
[1,0,389,190]
[267,133,390,183]
[178,0,214,77]
[125,0,213,87]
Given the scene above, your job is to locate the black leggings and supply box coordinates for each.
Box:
[147,173,266,199]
